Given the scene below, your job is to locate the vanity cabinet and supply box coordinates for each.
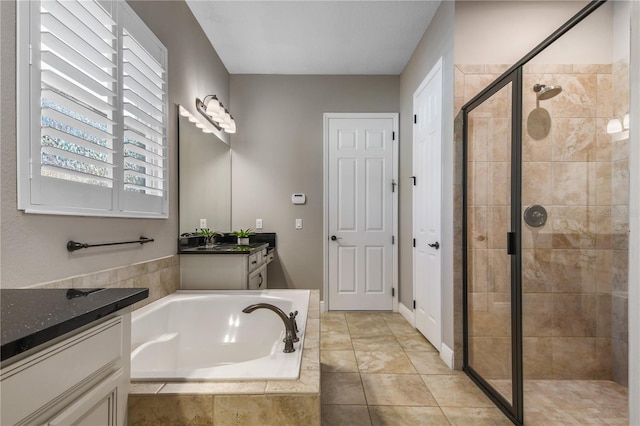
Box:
[1,313,131,426]
[181,247,269,290]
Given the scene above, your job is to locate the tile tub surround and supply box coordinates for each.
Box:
[25,255,180,310]
[128,290,320,425]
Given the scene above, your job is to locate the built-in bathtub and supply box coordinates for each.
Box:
[131,290,309,381]
[128,289,320,425]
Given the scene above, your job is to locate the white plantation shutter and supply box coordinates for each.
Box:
[18,0,168,218]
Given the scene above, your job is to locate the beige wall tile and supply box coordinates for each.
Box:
[552,294,597,337]
[128,395,213,426]
[551,117,596,161]
[214,395,320,426]
[523,294,553,337]
[468,337,511,379]
[523,337,553,379]
[550,249,597,293]
[552,337,599,379]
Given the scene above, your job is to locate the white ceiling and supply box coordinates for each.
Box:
[185,1,442,75]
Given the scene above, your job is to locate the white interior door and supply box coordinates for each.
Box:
[413,58,443,349]
[327,115,396,311]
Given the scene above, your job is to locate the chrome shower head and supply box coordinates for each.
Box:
[533,84,562,100]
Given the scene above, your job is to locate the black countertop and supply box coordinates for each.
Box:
[1,288,148,362]
[178,242,269,255]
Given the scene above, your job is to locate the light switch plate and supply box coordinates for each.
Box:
[200,218,207,229]
[295,218,302,229]
[256,219,263,229]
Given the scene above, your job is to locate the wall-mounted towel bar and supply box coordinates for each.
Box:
[67,237,154,252]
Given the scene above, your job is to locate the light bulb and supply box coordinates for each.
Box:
[226,118,236,134]
[188,115,197,123]
[179,106,190,117]
[206,96,222,119]
[606,118,622,134]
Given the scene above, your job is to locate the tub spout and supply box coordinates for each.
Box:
[242,303,299,353]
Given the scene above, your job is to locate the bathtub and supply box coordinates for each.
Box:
[130,290,310,381]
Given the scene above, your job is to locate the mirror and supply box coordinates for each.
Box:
[178,109,231,234]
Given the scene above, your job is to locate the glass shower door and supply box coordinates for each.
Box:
[463,71,522,423]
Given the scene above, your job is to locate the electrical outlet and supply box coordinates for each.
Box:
[295,218,303,229]
[199,219,207,229]
[256,219,263,229]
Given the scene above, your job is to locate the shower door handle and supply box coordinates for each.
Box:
[507,232,516,255]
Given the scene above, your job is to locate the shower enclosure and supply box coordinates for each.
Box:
[461,1,630,424]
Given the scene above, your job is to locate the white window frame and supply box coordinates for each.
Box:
[17,0,169,218]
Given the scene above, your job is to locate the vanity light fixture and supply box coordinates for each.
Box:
[179,105,217,135]
[196,95,236,134]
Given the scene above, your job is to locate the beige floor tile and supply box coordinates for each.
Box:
[321,350,359,373]
[395,333,438,351]
[348,322,394,337]
[321,404,372,426]
[441,407,513,425]
[321,318,350,333]
[422,375,494,407]
[361,374,438,406]
[321,372,367,405]
[321,312,346,320]
[351,335,403,352]
[355,351,417,374]
[405,351,454,375]
[321,332,353,350]
[345,312,383,323]
[379,312,407,323]
[369,406,450,426]
[386,321,419,336]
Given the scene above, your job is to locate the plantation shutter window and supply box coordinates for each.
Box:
[17,0,168,218]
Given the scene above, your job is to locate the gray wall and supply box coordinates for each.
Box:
[229,75,399,295]
[398,2,455,348]
[0,0,229,288]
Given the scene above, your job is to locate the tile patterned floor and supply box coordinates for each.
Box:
[320,312,629,426]
[320,312,510,425]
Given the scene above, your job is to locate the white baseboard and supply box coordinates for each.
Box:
[398,302,415,327]
[440,343,454,369]
[320,300,326,312]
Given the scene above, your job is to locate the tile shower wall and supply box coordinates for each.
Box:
[28,255,180,310]
[455,63,629,384]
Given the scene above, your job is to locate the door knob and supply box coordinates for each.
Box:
[330,235,342,241]
[428,242,440,249]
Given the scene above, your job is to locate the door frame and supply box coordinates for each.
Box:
[412,57,443,350]
[323,113,399,312]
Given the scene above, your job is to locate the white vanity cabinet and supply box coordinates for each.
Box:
[181,247,269,290]
[0,313,131,426]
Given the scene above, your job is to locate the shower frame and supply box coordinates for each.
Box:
[461,1,609,424]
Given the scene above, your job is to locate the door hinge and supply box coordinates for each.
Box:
[411,176,416,186]
[414,114,417,124]
[392,235,395,245]
[392,288,395,297]
[392,131,395,140]
[413,238,416,248]
[413,300,416,309]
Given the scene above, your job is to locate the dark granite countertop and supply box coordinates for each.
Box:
[178,242,269,255]
[1,288,148,362]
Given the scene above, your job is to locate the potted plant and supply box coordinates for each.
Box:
[196,228,217,248]
[231,228,253,245]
